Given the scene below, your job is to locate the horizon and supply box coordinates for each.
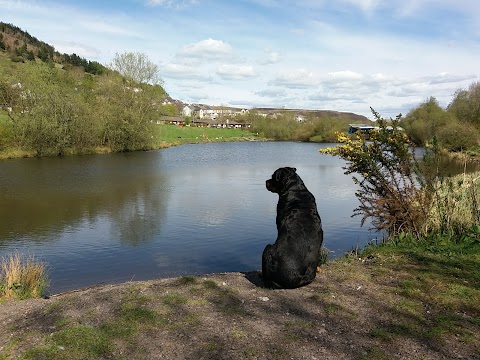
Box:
[1,0,479,118]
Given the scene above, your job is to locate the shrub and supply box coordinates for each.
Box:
[0,252,49,299]
[436,121,479,152]
[320,108,431,237]
[426,172,480,235]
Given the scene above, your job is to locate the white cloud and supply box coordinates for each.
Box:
[146,0,198,8]
[216,64,256,80]
[162,63,214,81]
[340,0,382,12]
[270,69,320,89]
[261,49,281,64]
[254,89,288,98]
[424,73,477,85]
[178,38,233,59]
[54,42,100,58]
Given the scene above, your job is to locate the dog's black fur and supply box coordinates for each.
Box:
[262,167,323,289]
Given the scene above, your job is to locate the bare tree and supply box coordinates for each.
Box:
[108,51,163,85]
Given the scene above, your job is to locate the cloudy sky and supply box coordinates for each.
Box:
[1,0,479,118]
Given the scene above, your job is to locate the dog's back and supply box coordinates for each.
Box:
[262,167,323,289]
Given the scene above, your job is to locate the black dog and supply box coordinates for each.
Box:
[262,167,323,289]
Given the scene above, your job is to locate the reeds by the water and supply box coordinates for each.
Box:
[425,171,480,235]
[0,252,48,299]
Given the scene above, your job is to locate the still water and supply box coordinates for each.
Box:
[0,142,381,293]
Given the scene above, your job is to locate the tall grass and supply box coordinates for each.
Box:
[0,252,49,299]
[425,172,480,235]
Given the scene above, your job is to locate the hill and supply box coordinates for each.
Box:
[0,22,106,75]
[253,107,369,123]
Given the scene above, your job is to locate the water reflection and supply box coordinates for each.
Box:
[0,152,170,245]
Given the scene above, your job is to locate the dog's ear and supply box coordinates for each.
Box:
[274,168,286,182]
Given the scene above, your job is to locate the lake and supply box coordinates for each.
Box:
[1,141,384,293]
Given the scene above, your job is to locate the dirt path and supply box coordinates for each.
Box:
[0,256,478,359]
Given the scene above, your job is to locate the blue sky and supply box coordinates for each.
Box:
[1,0,479,118]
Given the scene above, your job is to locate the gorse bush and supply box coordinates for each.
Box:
[320,108,431,237]
[320,108,480,240]
[0,252,48,299]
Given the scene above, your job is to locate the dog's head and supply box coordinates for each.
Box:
[266,167,304,194]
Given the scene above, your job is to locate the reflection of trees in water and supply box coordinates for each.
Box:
[0,152,170,246]
[108,182,168,245]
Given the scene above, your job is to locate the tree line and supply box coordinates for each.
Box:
[0,51,167,157]
[401,81,480,153]
[237,111,366,143]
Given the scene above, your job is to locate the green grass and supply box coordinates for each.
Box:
[21,326,112,360]
[154,123,257,146]
[359,231,480,344]
[0,112,9,124]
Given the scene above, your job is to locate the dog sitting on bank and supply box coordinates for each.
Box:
[262,167,323,289]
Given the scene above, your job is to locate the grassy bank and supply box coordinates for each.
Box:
[0,124,260,159]
[153,123,259,147]
[0,235,478,359]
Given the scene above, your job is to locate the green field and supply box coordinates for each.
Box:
[0,112,9,124]
[154,123,259,147]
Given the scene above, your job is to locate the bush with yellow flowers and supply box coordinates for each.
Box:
[320,108,431,237]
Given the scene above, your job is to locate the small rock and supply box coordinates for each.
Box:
[258,296,269,302]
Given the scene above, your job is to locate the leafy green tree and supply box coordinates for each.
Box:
[107,51,163,85]
[448,81,480,129]
[93,73,157,151]
[401,97,454,146]
[12,63,99,156]
[436,121,478,152]
[159,104,178,116]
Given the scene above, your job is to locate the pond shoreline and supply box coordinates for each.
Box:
[1,246,478,359]
[0,134,266,160]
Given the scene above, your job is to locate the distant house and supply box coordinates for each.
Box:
[182,104,201,119]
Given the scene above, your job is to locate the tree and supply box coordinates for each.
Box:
[159,104,178,116]
[107,51,163,85]
[401,97,453,146]
[93,73,158,152]
[448,81,480,129]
